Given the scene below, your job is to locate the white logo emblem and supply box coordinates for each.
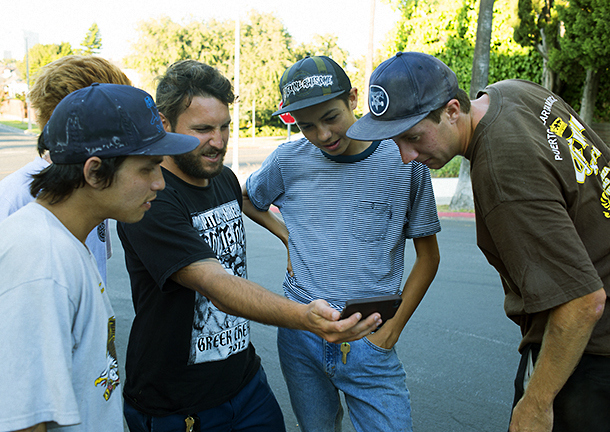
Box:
[369,85,389,116]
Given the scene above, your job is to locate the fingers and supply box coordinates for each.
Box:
[324,313,382,344]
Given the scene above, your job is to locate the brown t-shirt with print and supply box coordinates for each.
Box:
[464,79,610,355]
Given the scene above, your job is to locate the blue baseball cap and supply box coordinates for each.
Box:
[347,52,458,141]
[273,56,352,115]
[44,83,200,164]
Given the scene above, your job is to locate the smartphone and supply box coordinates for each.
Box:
[339,294,402,322]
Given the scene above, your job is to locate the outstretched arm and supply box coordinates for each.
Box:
[367,234,440,349]
[171,258,381,343]
[509,287,606,432]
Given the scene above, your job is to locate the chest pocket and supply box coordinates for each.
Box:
[352,201,392,241]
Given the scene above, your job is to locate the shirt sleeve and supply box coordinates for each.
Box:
[119,190,217,291]
[0,282,81,430]
[245,149,286,211]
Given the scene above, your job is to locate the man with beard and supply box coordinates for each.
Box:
[117,60,380,432]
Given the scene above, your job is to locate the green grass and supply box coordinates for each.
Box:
[0,120,40,135]
[437,204,475,213]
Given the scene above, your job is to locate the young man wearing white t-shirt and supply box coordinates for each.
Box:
[0,83,199,432]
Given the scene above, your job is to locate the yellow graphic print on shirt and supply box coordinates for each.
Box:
[94,316,120,400]
[549,115,610,218]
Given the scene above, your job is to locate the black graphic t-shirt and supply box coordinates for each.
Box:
[118,166,260,416]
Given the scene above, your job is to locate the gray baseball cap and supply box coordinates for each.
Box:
[347,52,458,141]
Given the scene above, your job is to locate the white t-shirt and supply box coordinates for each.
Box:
[0,203,123,431]
[0,157,111,284]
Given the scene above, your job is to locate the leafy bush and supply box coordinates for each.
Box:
[430,156,462,178]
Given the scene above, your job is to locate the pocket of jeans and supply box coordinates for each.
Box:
[363,335,394,354]
[352,201,391,241]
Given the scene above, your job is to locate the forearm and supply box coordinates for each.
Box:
[171,259,381,343]
[370,235,439,347]
[174,259,301,326]
[396,239,440,326]
[510,287,606,431]
[521,288,605,404]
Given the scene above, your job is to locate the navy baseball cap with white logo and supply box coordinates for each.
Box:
[44,83,200,164]
[273,56,352,115]
[347,52,458,141]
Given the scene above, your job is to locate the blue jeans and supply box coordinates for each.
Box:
[124,367,285,432]
[277,327,412,432]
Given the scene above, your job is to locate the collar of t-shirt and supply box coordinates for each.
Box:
[321,140,381,163]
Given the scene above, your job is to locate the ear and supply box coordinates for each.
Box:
[83,157,104,189]
[445,99,461,124]
[348,87,358,111]
[159,112,172,133]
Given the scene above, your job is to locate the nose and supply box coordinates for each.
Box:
[394,140,418,164]
[152,166,165,191]
[317,125,332,143]
[209,128,226,150]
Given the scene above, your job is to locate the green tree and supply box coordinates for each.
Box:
[513,0,610,122]
[513,0,563,91]
[293,34,349,67]
[125,11,295,129]
[124,16,192,92]
[17,42,73,82]
[550,0,610,123]
[387,0,541,96]
[81,23,102,55]
[238,10,293,128]
[451,0,495,211]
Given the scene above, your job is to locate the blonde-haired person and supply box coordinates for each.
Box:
[30,55,132,129]
[0,55,131,284]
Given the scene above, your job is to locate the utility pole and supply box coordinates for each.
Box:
[24,32,31,133]
[363,0,376,114]
[232,15,240,173]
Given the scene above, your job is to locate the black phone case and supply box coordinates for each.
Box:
[340,294,402,322]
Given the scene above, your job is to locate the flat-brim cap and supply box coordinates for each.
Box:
[273,55,352,115]
[347,52,458,141]
[44,83,200,164]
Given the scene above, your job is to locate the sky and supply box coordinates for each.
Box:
[0,0,401,62]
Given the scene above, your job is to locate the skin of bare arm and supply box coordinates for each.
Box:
[241,184,293,276]
[509,287,606,432]
[366,234,440,350]
[16,423,46,432]
[170,258,381,344]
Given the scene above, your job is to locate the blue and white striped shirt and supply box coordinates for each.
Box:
[246,138,440,309]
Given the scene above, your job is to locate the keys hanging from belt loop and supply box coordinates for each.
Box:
[341,342,351,364]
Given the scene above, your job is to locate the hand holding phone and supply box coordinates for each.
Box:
[339,294,402,323]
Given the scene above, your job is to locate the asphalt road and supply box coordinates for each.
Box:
[107,216,521,432]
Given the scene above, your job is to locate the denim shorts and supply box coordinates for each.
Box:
[277,327,412,432]
[124,366,285,432]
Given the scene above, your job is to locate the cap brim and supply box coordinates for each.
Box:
[273,90,346,116]
[129,132,200,157]
[347,112,429,141]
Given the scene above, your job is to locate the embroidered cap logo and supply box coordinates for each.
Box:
[282,74,334,101]
[369,85,389,116]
